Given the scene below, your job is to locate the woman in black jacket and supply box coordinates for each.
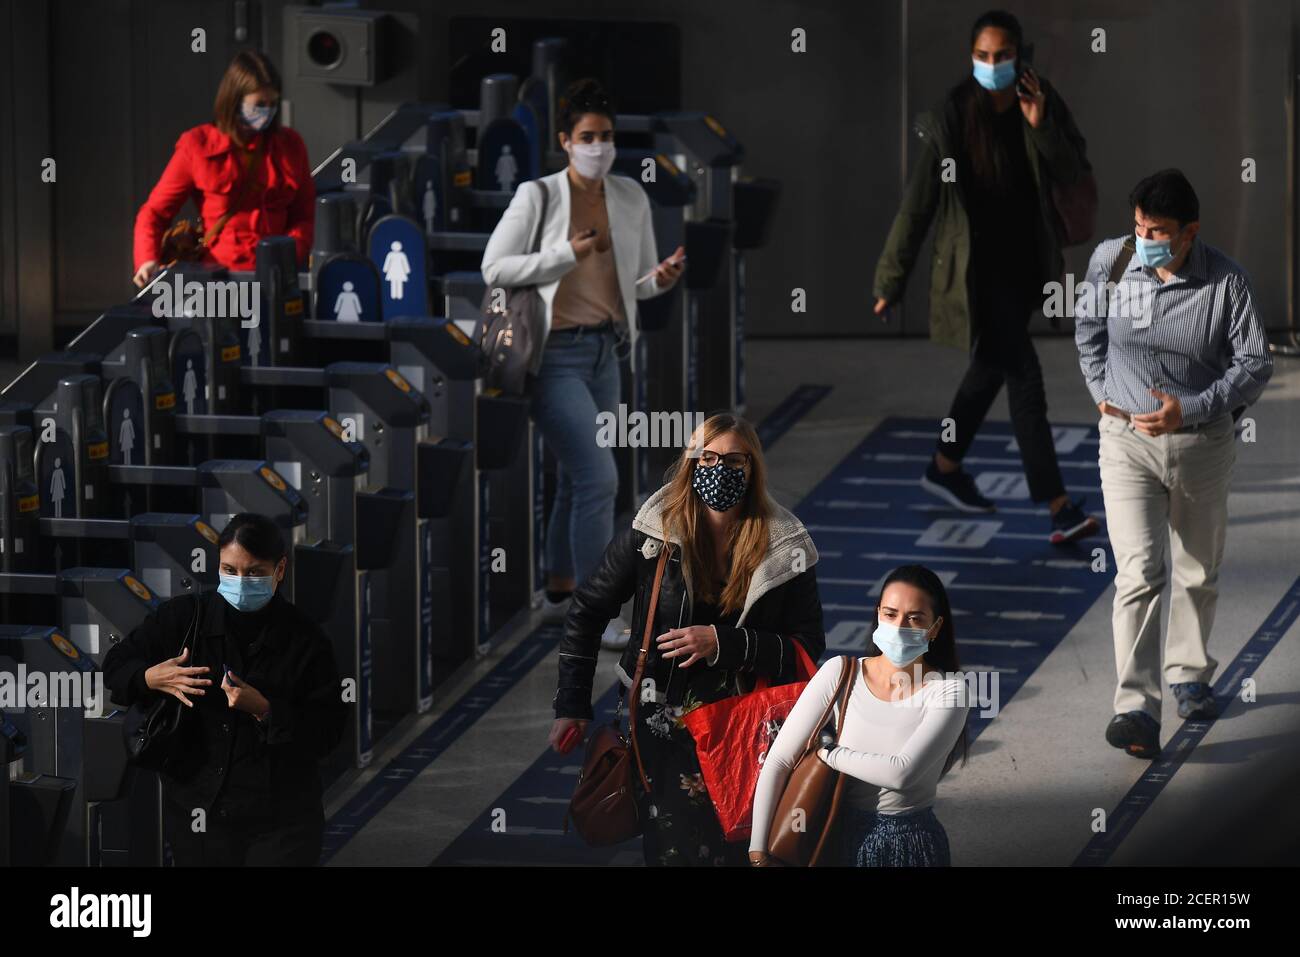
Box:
[550,413,826,866]
[102,512,346,866]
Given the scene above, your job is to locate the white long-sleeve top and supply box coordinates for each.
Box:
[749,656,969,853]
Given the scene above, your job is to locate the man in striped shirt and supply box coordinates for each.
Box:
[1074,168,1273,760]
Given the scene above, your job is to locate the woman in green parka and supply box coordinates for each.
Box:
[872,8,1100,545]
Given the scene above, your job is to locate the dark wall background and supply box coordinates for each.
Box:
[1,0,1296,363]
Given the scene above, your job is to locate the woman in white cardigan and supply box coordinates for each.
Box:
[481,78,683,646]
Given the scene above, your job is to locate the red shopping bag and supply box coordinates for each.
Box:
[681,639,819,842]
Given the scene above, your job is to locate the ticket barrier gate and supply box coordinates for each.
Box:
[654,112,745,416]
[173,408,376,770]
[99,326,178,514]
[3,370,305,582]
[239,362,439,715]
[109,459,308,594]
[2,703,75,866]
[0,623,142,865]
[299,312,536,636]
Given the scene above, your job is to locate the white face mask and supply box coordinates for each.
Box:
[567,141,615,180]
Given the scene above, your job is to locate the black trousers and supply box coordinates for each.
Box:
[936,283,1066,504]
[163,794,325,867]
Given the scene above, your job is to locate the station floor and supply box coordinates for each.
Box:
[313,333,1300,867]
[5,331,1298,866]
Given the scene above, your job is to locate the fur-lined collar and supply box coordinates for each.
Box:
[630,484,818,625]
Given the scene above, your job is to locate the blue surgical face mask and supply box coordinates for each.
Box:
[1134,228,1183,269]
[972,57,1017,91]
[218,573,277,612]
[872,620,937,667]
[240,102,277,131]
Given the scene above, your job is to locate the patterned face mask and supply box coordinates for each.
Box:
[691,461,749,512]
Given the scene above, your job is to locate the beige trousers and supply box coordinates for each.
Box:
[1096,410,1237,720]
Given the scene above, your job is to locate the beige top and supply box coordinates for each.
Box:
[551,173,626,330]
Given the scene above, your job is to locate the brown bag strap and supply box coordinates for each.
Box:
[799,655,854,758]
[626,543,669,795]
[808,656,858,866]
[203,133,269,247]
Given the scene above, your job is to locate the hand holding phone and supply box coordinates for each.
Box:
[571,227,600,259]
[636,247,687,286]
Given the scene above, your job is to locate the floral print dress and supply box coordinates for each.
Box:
[633,579,748,867]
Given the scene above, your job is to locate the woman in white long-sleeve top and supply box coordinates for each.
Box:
[749,565,971,866]
[480,77,684,647]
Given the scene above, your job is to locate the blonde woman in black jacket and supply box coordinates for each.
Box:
[550,413,825,866]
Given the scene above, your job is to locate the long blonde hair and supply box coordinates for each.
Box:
[660,413,771,615]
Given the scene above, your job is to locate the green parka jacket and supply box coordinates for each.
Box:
[872,76,1091,351]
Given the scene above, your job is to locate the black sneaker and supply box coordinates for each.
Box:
[1105,711,1161,759]
[1050,496,1101,544]
[1170,682,1219,719]
[920,460,996,513]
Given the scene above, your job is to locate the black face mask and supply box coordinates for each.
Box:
[692,461,748,512]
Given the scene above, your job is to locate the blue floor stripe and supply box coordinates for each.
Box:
[755,384,831,448]
[435,416,1117,865]
[1073,576,1300,867]
[321,385,826,863]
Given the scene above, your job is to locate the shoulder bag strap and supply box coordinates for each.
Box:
[1102,238,1136,317]
[627,544,669,794]
[808,654,858,866]
[203,133,270,247]
[799,655,854,758]
[528,178,550,255]
[179,593,201,656]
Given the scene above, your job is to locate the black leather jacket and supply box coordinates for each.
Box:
[102,588,346,821]
[555,492,826,719]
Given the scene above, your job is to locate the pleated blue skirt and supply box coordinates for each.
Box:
[839,805,951,867]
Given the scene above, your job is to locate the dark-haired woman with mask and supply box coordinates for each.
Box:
[749,565,970,867]
[872,9,1099,545]
[482,77,684,649]
[551,414,825,866]
[103,513,346,866]
[132,49,314,287]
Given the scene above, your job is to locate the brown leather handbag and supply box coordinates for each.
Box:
[159,135,268,266]
[766,654,857,866]
[564,545,669,846]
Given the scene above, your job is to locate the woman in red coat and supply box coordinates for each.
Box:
[133,50,315,287]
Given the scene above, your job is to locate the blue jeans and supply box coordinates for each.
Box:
[530,325,622,586]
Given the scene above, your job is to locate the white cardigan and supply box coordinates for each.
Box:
[479,169,670,371]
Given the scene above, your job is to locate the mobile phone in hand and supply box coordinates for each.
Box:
[1015,44,1035,96]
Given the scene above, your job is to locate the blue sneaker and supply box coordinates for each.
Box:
[1171,682,1219,719]
[920,460,996,513]
[1050,496,1100,544]
[1105,711,1161,759]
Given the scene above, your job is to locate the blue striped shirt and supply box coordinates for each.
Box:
[1073,235,1273,424]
